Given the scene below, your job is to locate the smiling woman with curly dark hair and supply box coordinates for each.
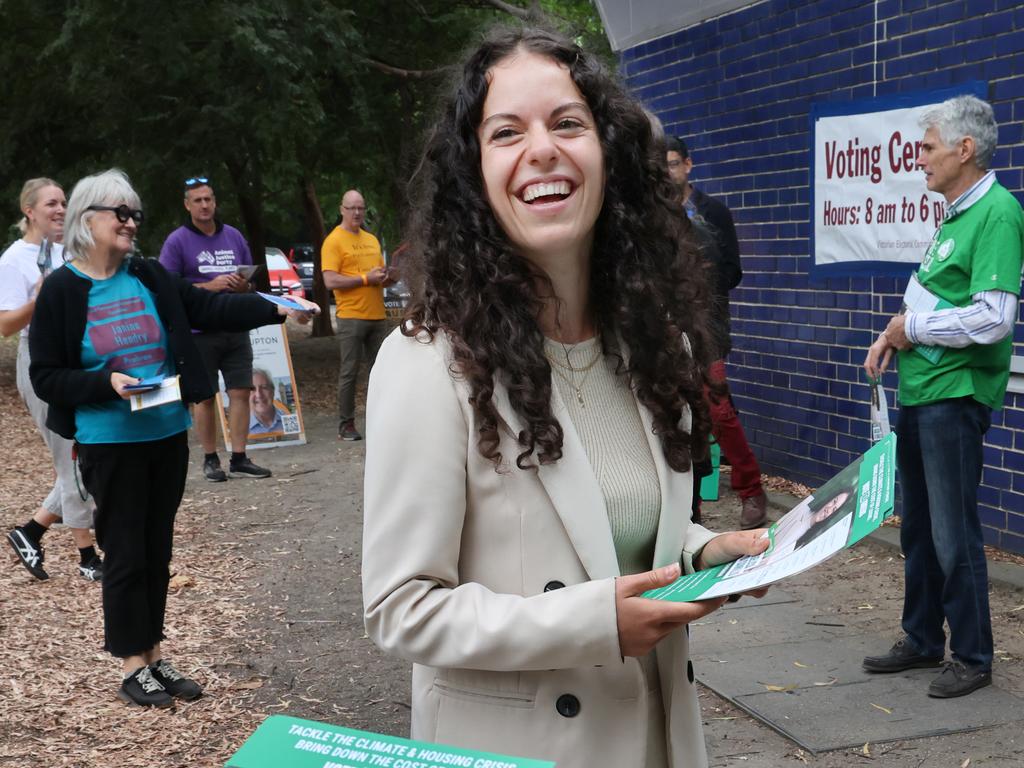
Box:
[362,26,768,768]
[403,28,714,473]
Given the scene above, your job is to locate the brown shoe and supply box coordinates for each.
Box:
[740,493,768,529]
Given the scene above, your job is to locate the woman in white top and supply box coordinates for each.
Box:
[362,27,768,768]
[1,178,101,582]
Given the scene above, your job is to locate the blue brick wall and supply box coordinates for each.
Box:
[623,0,1024,554]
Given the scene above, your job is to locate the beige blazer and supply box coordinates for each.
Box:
[363,329,719,768]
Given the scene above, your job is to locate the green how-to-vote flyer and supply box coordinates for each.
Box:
[226,715,556,768]
[645,432,897,603]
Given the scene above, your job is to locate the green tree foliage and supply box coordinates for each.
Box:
[1,0,610,328]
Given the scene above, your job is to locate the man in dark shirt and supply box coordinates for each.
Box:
[666,137,768,528]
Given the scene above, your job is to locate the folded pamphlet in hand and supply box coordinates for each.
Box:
[237,264,266,282]
[129,375,182,412]
[644,433,896,602]
[256,291,312,312]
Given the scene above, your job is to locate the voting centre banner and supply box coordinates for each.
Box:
[809,82,986,277]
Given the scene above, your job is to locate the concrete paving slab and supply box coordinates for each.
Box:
[694,632,1024,753]
[691,589,860,655]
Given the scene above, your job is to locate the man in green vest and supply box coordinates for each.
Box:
[862,95,1023,698]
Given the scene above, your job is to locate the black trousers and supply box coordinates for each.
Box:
[78,431,189,658]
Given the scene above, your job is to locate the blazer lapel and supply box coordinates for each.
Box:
[492,378,620,580]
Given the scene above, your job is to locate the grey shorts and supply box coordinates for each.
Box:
[16,338,96,528]
[192,331,254,391]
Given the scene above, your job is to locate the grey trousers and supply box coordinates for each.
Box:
[16,337,96,528]
[336,318,389,424]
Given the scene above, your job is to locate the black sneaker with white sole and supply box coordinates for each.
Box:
[203,455,227,482]
[118,665,174,708]
[149,658,203,700]
[229,456,271,478]
[7,527,49,581]
[78,554,103,582]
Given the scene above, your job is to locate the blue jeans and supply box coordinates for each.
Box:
[897,396,993,670]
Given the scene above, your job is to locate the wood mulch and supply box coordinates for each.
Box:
[0,335,267,767]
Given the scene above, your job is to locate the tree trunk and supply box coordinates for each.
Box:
[300,176,334,337]
[225,155,269,293]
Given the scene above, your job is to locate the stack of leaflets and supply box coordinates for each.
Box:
[645,433,896,602]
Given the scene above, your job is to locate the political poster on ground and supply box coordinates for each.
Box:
[216,324,306,450]
[810,82,986,276]
[645,433,896,602]
[226,715,555,768]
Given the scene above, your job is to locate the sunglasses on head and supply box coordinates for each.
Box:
[87,204,144,225]
[184,176,210,190]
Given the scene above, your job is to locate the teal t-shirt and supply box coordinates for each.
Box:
[898,181,1024,409]
[70,262,192,443]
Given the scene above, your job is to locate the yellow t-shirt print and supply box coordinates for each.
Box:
[321,227,386,320]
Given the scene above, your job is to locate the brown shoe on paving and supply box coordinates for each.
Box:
[740,493,768,529]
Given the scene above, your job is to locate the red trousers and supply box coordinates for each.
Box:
[708,359,763,499]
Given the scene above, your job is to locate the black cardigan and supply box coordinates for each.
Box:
[29,256,284,439]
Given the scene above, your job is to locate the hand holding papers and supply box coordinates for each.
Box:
[256,291,320,324]
[644,433,896,603]
[128,375,182,412]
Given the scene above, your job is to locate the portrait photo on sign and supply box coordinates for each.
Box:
[217,324,306,448]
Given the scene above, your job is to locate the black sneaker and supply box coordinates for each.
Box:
[118,665,174,708]
[203,455,227,482]
[339,419,362,441]
[928,660,992,698]
[863,636,944,673]
[7,527,49,581]
[78,554,103,582]
[229,456,271,479]
[149,658,203,701]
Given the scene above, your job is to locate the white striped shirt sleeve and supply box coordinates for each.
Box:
[905,289,1018,348]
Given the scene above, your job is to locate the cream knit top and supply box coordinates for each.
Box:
[543,336,662,577]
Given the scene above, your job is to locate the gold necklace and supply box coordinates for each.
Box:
[544,344,602,406]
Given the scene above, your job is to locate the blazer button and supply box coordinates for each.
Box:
[555,693,580,718]
[543,580,565,592]
[687,660,695,683]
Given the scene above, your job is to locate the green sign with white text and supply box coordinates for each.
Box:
[226,715,556,768]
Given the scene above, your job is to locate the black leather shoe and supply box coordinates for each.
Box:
[928,660,992,698]
[862,636,944,673]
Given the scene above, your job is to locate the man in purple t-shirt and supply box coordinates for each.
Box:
[159,177,270,481]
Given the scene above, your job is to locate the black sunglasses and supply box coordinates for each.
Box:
[87,204,144,225]
[184,176,210,189]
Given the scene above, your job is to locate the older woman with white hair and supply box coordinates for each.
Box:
[29,168,318,708]
[2,178,103,582]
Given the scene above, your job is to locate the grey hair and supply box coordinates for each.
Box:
[64,169,141,262]
[252,367,275,388]
[918,95,997,170]
[17,177,62,235]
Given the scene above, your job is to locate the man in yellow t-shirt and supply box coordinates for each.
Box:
[322,189,396,441]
